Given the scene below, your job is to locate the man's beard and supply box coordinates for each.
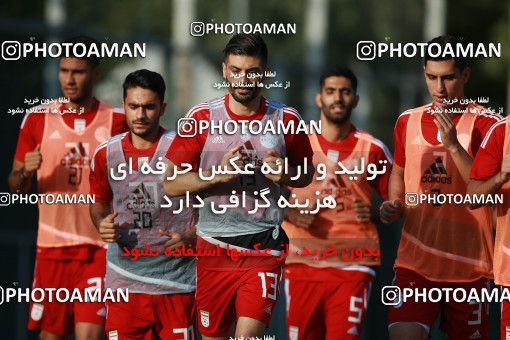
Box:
[323,105,352,125]
[64,87,92,106]
[130,120,158,138]
[228,84,261,104]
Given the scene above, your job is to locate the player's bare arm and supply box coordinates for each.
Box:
[380,164,404,224]
[90,203,118,243]
[262,150,315,187]
[433,110,472,182]
[165,145,246,197]
[8,145,42,193]
[467,154,510,209]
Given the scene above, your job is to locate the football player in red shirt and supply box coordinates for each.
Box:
[90,69,197,340]
[164,34,314,339]
[8,36,127,340]
[380,35,500,340]
[282,67,392,340]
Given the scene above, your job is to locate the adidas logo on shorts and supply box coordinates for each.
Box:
[347,326,359,336]
[97,307,106,317]
[469,329,481,339]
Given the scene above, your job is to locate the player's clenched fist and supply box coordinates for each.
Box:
[215,145,244,183]
[24,144,42,175]
[353,199,371,223]
[263,150,287,184]
[379,199,403,224]
[99,212,119,243]
[159,229,196,251]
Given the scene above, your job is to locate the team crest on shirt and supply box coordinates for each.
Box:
[108,330,119,340]
[200,310,210,327]
[30,303,44,321]
[289,326,299,340]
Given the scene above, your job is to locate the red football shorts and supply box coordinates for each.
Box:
[27,246,106,336]
[105,293,196,340]
[387,267,489,339]
[284,263,374,340]
[196,262,283,337]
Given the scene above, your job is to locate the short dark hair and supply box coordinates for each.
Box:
[223,34,268,66]
[319,67,358,93]
[123,69,166,102]
[424,35,470,71]
[61,35,100,66]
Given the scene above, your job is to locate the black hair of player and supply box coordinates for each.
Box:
[319,67,358,94]
[61,35,100,66]
[123,69,166,103]
[423,35,470,72]
[223,34,268,66]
